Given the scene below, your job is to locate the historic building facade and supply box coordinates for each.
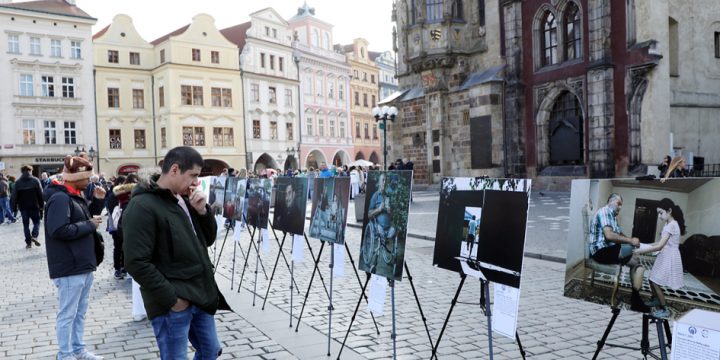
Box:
[93,14,156,175]
[340,38,382,164]
[288,3,353,170]
[373,50,399,104]
[0,0,96,176]
[222,8,300,173]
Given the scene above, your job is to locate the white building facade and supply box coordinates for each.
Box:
[0,0,96,176]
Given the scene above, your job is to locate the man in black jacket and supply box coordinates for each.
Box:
[0,173,17,224]
[10,165,44,248]
[44,155,105,360]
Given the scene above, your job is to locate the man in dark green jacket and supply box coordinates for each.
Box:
[123,146,227,359]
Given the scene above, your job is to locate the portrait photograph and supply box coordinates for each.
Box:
[231,179,248,222]
[309,177,350,244]
[247,178,272,229]
[432,177,531,288]
[208,176,226,216]
[273,177,309,235]
[564,178,720,317]
[358,171,412,281]
[223,177,240,219]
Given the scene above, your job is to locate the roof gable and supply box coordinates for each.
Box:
[93,14,150,47]
[220,22,251,50]
[0,0,95,20]
[250,7,288,26]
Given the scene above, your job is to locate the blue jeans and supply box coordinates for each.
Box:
[52,272,94,359]
[0,196,15,222]
[151,305,221,360]
[20,209,40,243]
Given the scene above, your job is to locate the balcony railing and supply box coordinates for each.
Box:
[690,163,720,177]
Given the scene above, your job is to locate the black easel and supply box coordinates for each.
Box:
[430,274,526,360]
[236,222,270,295]
[336,261,435,360]
[593,307,672,360]
[260,219,305,310]
[215,214,268,281]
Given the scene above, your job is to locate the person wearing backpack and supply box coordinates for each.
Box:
[10,166,43,247]
[44,155,106,360]
[0,173,17,224]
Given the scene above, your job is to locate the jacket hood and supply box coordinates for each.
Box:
[131,167,176,202]
[43,182,68,201]
[113,183,137,196]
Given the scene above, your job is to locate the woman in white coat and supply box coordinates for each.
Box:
[349,166,360,199]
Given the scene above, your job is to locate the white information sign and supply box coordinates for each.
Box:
[367,274,387,316]
[671,309,720,360]
[260,228,270,253]
[333,244,345,278]
[292,234,304,262]
[492,283,520,340]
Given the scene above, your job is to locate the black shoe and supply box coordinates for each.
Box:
[630,290,651,313]
[114,269,125,280]
[25,243,31,249]
[31,238,41,247]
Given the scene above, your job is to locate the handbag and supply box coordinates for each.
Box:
[94,231,105,266]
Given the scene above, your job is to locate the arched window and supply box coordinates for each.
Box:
[478,0,485,27]
[564,3,581,60]
[410,0,417,25]
[324,33,330,49]
[427,0,443,23]
[541,11,558,66]
[312,29,319,47]
[451,0,463,20]
[549,92,583,165]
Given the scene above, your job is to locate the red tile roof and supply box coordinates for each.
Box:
[0,0,94,20]
[220,22,251,51]
[92,24,110,40]
[150,24,190,46]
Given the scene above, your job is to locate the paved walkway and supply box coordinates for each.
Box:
[0,191,671,359]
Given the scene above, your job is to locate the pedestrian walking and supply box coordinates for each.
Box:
[10,166,44,248]
[123,146,229,359]
[44,155,106,360]
[0,173,17,224]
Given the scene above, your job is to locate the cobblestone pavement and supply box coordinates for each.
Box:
[0,190,670,359]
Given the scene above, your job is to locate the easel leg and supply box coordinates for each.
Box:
[237,226,257,293]
[230,238,237,290]
[431,274,466,360]
[663,319,672,347]
[305,233,330,300]
[656,319,668,360]
[253,236,260,306]
[390,279,397,360]
[592,307,621,360]
[290,257,294,328]
[641,314,650,356]
[249,237,269,280]
[269,221,300,294]
[213,228,231,274]
[336,273,371,360]
[345,241,380,335]
[515,331,527,360]
[404,263,435,352]
[327,244,335,356]
[262,232,288,310]
[484,280,494,360]
[295,241,326,332]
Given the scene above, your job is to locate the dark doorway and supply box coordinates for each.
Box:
[549,91,584,165]
[632,198,660,244]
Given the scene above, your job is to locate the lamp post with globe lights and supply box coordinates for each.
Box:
[371,105,398,170]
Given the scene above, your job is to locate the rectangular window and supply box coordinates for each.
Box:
[715,32,720,58]
[353,70,358,79]
[192,86,203,106]
[212,127,234,146]
[134,129,146,149]
[51,39,62,57]
[192,48,201,61]
[339,121,345,138]
[372,95,376,107]
[286,123,294,140]
[371,74,375,84]
[181,85,192,105]
[364,123,369,139]
[270,55,275,70]
[194,127,205,146]
[161,127,167,148]
[108,50,119,63]
[272,28,277,38]
[253,120,261,139]
[328,82,334,98]
[129,52,140,65]
[64,121,76,144]
[318,118,324,137]
[20,74,33,96]
[109,129,122,149]
[304,75,312,94]
[8,34,20,54]
[427,0,443,23]
[182,127,193,145]
[23,119,36,144]
[339,83,344,100]
[329,120,335,137]
[107,88,120,108]
[221,88,232,107]
[270,121,278,140]
[265,26,270,36]
[269,87,277,104]
[159,86,165,107]
[211,88,221,107]
[373,125,378,139]
[307,117,313,136]
[279,57,284,72]
[316,78,323,97]
[354,91,360,106]
[285,89,292,106]
[260,53,266,68]
[62,77,74,98]
[30,37,41,55]
[160,49,166,63]
[70,41,81,59]
[470,115,492,168]
[44,120,57,144]
[363,93,368,107]
[355,122,361,138]
[132,89,144,109]
[211,51,219,64]
[251,83,260,101]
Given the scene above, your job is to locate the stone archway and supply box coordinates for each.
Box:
[254,153,278,173]
[369,151,380,166]
[202,159,230,176]
[355,151,366,160]
[305,149,326,170]
[332,149,351,167]
[535,83,586,171]
[283,155,298,171]
[627,65,655,170]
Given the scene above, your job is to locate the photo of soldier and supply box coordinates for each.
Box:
[273,177,308,235]
[246,178,272,229]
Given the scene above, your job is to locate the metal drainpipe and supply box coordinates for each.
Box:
[92,69,100,173]
[240,67,250,171]
[295,55,302,170]
[151,75,158,166]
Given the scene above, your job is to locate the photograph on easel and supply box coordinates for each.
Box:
[247,178,272,229]
[564,178,720,317]
[432,177,531,288]
[209,176,226,216]
[273,177,309,235]
[226,178,247,221]
[223,177,240,219]
[358,171,413,281]
[309,177,350,244]
[198,176,213,202]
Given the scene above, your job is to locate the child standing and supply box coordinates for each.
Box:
[634,198,685,318]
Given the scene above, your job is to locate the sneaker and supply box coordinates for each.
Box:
[25,243,31,249]
[652,308,671,319]
[73,351,104,360]
[644,297,661,308]
[113,269,124,280]
[31,237,41,247]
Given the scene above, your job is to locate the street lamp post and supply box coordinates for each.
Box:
[372,105,398,171]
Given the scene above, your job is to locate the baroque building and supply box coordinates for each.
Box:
[0,0,96,176]
[288,3,353,169]
[221,7,300,172]
[372,50,399,105]
[338,38,382,164]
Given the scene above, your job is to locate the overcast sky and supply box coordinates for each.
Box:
[79,0,395,52]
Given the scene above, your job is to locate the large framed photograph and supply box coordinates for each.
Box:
[433,178,531,288]
[230,178,247,222]
[564,178,720,315]
[358,171,413,281]
[247,178,272,229]
[223,177,240,219]
[273,177,309,235]
[309,178,350,244]
[209,176,226,216]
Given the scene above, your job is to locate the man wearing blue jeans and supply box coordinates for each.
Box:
[124,146,229,359]
[10,165,44,248]
[0,173,17,224]
[44,155,106,360]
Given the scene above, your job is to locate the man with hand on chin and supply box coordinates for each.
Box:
[123,146,229,359]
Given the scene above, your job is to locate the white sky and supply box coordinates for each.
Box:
[78,0,395,52]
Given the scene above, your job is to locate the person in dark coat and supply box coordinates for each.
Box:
[0,173,17,224]
[10,165,44,248]
[44,155,106,360]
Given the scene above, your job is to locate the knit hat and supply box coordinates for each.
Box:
[62,155,93,182]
